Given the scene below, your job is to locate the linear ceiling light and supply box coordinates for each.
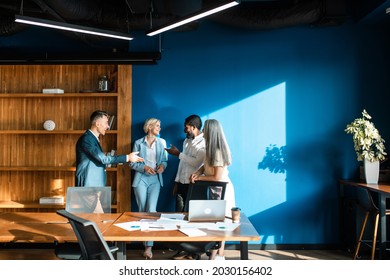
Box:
[146,0,240,36]
[15,15,133,41]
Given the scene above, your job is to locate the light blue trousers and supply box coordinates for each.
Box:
[133,175,161,247]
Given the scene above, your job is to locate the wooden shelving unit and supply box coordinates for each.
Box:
[0,64,132,212]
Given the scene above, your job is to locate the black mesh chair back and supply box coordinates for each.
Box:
[184,181,227,212]
[170,180,227,259]
[56,209,115,260]
[55,187,111,260]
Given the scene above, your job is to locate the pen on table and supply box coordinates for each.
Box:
[101,219,115,223]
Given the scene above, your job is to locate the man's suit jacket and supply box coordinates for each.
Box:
[130,136,168,187]
[75,130,127,186]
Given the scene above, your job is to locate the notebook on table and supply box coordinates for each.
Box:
[188,200,226,222]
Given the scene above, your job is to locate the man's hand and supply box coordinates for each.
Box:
[128,151,144,163]
[165,144,180,156]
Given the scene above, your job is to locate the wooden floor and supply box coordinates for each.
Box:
[0,246,353,260]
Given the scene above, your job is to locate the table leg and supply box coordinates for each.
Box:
[339,183,345,250]
[240,241,249,260]
[116,241,127,260]
[378,193,386,259]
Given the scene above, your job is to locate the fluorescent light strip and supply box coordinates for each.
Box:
[146,0,240,36]
[15,15,133,41]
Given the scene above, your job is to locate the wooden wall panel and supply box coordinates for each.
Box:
[116,65,132,212]
[0,65,117,93]
[0,96,117,130]
[0,64,131,211]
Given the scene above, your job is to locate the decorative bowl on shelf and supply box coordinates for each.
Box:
[43,120,56,131]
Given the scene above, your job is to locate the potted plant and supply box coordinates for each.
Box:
[345,109,387,183]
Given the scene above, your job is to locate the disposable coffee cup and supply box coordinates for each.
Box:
[231,207,241,223]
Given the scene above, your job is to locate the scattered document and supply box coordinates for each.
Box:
[160,213,185,221]
[144,221,178,231]
[179,222,216,229]
[179,228,207,237]
[113,216,240,233]
[114,221,147,231]
[114,219,178,232]
[179,222,240,231]
[209,222,240,231]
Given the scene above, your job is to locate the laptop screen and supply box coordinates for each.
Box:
[188,200,226,222]
[66,186,111,213]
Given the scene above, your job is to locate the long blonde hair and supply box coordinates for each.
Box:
[203,119,231,167]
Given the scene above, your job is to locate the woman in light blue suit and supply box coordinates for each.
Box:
[130,118,168,259]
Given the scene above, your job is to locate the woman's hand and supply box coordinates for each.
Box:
[156,165,165,174]
[144,165,156,175]
[189,173,199,183]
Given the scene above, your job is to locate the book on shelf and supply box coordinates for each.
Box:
[39,196,64,204]
[108,115,115,130]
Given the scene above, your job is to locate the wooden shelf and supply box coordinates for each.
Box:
[0,130,117,134]
[0,201,118,209]
[0,64,131,212]
[0,201,65,209]
[0,93,118,98]
[0,167,118,171]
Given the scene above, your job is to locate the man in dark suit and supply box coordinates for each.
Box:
[75,110,143,186]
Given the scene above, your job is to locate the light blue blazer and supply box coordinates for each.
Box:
[130,136,168,187]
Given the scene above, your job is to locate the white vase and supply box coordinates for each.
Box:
[364,159,380,184]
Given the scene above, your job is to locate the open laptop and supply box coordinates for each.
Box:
[188,200,226,222]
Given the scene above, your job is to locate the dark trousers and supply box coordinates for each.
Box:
[175,182,189,212]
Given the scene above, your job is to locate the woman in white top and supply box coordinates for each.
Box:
[190,119,236,260]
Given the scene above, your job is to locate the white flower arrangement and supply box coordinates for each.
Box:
[345,109,387,162]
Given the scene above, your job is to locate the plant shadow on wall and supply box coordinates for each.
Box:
[258,144,287,174]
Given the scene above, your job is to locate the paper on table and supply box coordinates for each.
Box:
[207,222,240,231]
[144,222,178,231]
[114,220,178,232]
[179,222,239,231]
[114,221,146,231]
[160,213,185,220]
[179,222,216,229]
[179,228,207,237]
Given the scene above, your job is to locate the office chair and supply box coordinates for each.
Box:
[170,180,227,260]
[56,209,117,260]
[353,188,390,260]
[55,187,111,259]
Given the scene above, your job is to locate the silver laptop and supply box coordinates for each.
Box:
[188,200,226,222]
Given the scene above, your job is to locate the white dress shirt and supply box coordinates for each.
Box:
[175,133,206,184]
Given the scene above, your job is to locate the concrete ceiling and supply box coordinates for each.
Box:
[0,0,388,63]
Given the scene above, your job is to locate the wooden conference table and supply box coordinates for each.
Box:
[0,212,121,243]
[0,211,260,260]
[339,180,390,259]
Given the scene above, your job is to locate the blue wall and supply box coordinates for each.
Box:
[132,20,390,245]
[3,16,389,246]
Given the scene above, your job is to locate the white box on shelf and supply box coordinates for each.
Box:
[42,88,64,94]
[39,196,64,204]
